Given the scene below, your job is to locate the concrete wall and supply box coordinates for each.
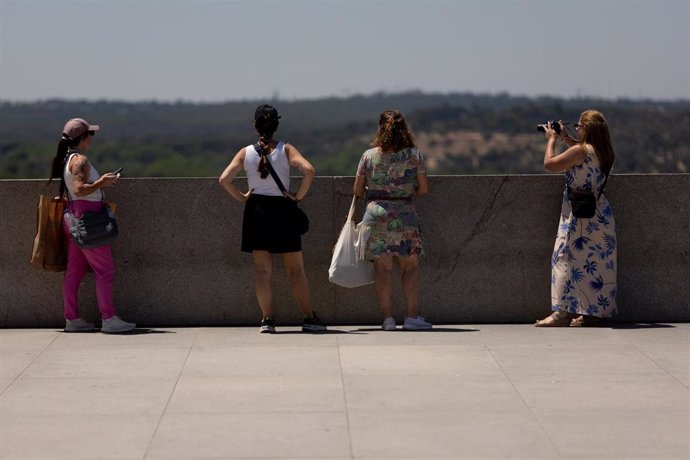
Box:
[1,175,688,327]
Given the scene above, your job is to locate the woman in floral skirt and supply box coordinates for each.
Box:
[353,110,431,331]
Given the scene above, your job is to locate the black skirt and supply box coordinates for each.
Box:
[241,194,302,253]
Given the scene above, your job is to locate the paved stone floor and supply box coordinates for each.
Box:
[0,324,688,459]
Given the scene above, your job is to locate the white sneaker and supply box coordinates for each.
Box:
[101,315,136,334]
[403,316,433,331]
[64,318,96,332]
[382,317,396,331]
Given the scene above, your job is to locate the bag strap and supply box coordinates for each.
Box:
[568,144,609,201]
[64,152,77,209]
[584,143,610,200]
[347,195,357,221]
[597,174,608,201]
[254,143,288,195]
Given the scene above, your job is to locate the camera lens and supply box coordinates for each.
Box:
[537,121,561,134]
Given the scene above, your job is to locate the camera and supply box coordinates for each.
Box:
[537,120,565,134]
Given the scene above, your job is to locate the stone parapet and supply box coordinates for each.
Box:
[1,175,688,327]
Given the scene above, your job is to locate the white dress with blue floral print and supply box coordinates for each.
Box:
[551,144,617,318]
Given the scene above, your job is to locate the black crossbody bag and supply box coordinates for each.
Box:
[567,174,608,219]
[255,143,309,235]
[63,153,119,248]
[64,191,118,249]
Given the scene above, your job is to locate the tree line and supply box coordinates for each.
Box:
[1,91,688,179]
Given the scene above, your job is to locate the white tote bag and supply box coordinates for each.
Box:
[328,196,375,288]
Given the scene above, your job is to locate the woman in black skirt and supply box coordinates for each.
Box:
[219,105,326,333]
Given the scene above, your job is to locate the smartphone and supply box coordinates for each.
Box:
[113,167,124,175]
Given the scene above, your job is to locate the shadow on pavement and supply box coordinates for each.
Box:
[59,328,176,335]
[353,327,479,333]
[610,322,677,329]
[272,329,368,335]
[114,328,176,335]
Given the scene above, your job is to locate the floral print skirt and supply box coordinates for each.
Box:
[551,192,617,318]
[362,199,423,260]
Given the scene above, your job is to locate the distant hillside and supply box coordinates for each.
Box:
[1,92,688,178]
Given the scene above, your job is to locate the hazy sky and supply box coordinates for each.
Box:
[1,0,688,102]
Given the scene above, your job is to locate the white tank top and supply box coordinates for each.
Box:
[64,151,103,202]
[244,141,290,196]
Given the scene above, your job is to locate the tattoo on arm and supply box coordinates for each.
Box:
[71,157,91,188]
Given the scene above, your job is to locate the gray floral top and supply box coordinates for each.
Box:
[356,147,427,259]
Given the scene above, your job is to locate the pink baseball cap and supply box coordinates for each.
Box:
[62,118,100,139]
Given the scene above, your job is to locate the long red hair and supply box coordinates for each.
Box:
[579,109,615,177]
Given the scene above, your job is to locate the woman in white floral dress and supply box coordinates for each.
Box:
[536,110,617,327]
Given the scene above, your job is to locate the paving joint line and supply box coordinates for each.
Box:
[142,327,200,460]
[483,341,565,459]
[0,331,61,398]
[634,344,689,390]
[336,335,355,459]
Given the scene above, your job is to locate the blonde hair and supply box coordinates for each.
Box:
[579,109,615,177]
[372,110,416,152]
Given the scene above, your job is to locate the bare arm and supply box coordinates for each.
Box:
[69,155,117,197]
[353,175,366,198]
[544,142,587,172]
[285,143,315,201]
[219,148,252,203]
[416,173,430,196]
[543,123,587,172]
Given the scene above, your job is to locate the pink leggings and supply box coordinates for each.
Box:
[62,200,116,320]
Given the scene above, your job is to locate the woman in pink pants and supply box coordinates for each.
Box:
[49,118,135,333]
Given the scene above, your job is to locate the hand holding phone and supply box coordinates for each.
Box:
[113,167,123,177]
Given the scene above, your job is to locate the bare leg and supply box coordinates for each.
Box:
[252,251,273,318]
[373,255,394,318]
[399,255,420,318]
[281,251,312,316]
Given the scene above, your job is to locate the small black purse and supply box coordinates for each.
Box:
[567,175,608,219]
[286,199,310,235]
[567,188,596,218]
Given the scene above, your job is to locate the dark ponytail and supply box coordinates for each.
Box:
[48,132,87,196]
[254,114,280,179]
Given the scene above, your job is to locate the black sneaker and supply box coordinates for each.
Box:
[260,316,275,333]
[302,311,327,332]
